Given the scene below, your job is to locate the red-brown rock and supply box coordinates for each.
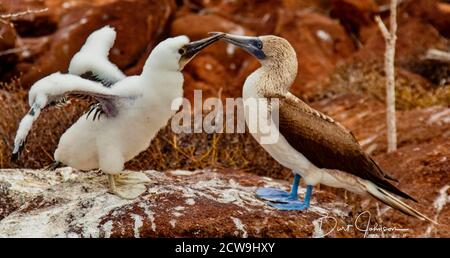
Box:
[171,14,255,99]
[0,19,18,80]
[402,0,450,38]
[330,0,378,36]
[175,0,280,35]
[0,0,62,39]
[274,11,356,96]
[359,18,447,64]
[182,55,230,100]
[172,10,358,102]
[171,13,255,54]
[0,19,16,51]
[16,0,175,88]
[373,140,450,237]
[319,17,449,107]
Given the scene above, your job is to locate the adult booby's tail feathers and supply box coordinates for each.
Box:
[365,181,437,224]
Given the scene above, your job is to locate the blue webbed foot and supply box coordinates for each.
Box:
[269,200,309,211]
[256,174,302,203]
[256,188,293,203]
[269,185,313,211]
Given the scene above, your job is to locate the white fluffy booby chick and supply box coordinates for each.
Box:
[12,31,224,199]
[217,33,434,223]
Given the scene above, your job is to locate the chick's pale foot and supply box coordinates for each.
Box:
[107,172,150,200]
[115,172,151,185]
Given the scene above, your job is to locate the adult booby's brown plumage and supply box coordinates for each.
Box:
[217,33,434,223]
[274,93,413,201]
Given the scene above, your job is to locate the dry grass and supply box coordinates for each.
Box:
[0,85,289,179]
[312,58,450,110]
[0,88,90,168]
[126,126,289,180]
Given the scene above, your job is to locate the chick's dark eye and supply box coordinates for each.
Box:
[256,41,263,49]
[178,48,186,55]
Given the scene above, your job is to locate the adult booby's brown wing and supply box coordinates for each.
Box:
[271,93,416,201]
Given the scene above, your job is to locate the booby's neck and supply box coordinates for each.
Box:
[137,57,184,107]
[245,54,298,97]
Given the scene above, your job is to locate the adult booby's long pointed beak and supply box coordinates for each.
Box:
[211,32,266,60]
[179,33,225,70]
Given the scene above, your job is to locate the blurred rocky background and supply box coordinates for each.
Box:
[0,0,449,237]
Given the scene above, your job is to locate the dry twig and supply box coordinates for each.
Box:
[425,49,450,63]
[0,8,48,19]
[375,0,398,153]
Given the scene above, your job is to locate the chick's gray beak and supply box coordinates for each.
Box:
[184,33,224,58]
[179,33,224,70]
[214,33,266,60]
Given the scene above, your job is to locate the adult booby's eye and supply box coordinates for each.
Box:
[178,48,186,55]
[256,41,263,49]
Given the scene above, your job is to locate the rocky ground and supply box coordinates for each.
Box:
[0,0,449,238]
[0,168,356,238]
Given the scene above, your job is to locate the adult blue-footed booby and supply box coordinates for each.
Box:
[12,27,224,199]
[218,33,434,223]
